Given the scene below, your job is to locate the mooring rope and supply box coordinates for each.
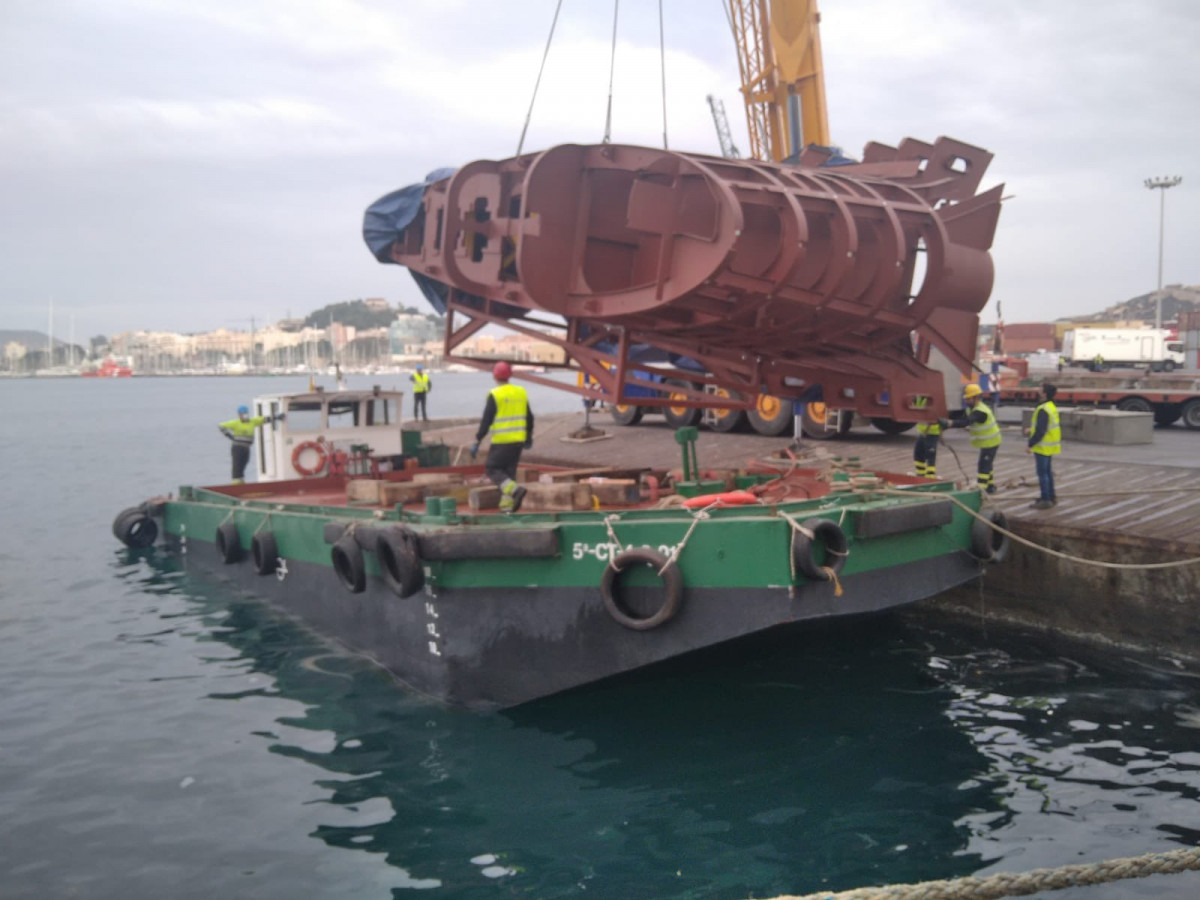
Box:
[767,844,1200,900]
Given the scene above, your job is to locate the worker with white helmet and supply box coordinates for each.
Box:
[952,382,1002,494]
[470,361,534,512]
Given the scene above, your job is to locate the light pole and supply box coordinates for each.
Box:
[1144,175,1182,329]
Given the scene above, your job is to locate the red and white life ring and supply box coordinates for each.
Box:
[292,440,329,477]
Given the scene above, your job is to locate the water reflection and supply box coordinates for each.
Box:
[125,551,1200,900]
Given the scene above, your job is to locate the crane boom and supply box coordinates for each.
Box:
[706,94,741,158]
[726,0,830,161]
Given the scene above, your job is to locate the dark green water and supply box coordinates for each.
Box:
[2,376,1198,899]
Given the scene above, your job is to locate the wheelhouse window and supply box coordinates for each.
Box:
[366,398,393,425]
[328,399,361,428]
[285,400,323,432]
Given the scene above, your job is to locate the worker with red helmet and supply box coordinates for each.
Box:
[470,361,534,512]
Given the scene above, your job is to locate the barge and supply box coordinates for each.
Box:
[113,388,1009,709]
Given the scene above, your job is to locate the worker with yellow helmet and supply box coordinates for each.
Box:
[952,382,1002,493]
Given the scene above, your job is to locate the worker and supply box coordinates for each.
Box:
[470,361,534,513]
[990,360,1002,409]
[911,397,948,479]
[410,365,431,421]
[218,405,283,484]
[1024,382,1061,509]
[1092,353,1105,373]
[952,383,1002,493]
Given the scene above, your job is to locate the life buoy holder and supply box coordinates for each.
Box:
[600,548,683,631]
[970,509,1010,563]
[791,517,848,582]
[292,440,328,477]
[681,490,758,509]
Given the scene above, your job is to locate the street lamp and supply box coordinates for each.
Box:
[1144,175,1182,329]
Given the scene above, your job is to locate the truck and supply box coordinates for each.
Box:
[1000,376,1200,429]
[1061,328,1185,372]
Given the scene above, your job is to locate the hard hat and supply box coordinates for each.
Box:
[963,384,983,399]
[237,405,250,415]
[492,361,512,381]
[415,364,423,371]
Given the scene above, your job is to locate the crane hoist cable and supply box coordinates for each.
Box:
[602,0,619,143]
[516,0,565,156]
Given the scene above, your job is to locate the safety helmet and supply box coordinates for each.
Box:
[237,405,250,415]
[963,384,983,399]
[492,361,512,381]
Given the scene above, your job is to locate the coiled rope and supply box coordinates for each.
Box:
[767,844,1200,900]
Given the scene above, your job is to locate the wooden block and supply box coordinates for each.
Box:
[345,479,382,504]
[522,482,594,511]
[469,486,503,510]
[414,472,464,485]
[538,467,617,483]
[425,483,477,503]
[379,481,428,505]
[588,478,640,505]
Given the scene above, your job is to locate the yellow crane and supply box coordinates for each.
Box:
[725,0,831,161]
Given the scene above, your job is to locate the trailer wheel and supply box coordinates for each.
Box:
[869,417,917,436]
[662,380,702,428]
[747,394,793,436]
[708,386,748,433]
[1181,399,1200,431]
[1116,397,1153,413]
[610,404,644,426]
[1154,404,1182,427]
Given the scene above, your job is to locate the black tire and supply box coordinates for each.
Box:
[112,507,158,549]
[600,548,683,631]
[1116,397,1153,413]
[870,417,917,436]
[251,530,278,576]
[609,404,644,426]
[791,517,848,581]
[970,509,1010,563]
[747,394,792,436]
[331,535,366,593]
[215,521,242,564]
[1182,399,1200,431]
[1154,404,1182,427]
[800,402,853,439]
[708,387,748,433]
[1163,360,1177,372]
[377,527,424,598]
[661,380,702,428]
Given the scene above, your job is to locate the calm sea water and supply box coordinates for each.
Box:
[2,374,1198,900]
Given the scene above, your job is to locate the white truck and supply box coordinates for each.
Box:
[1061,328,1185,372]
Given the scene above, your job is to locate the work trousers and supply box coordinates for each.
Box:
[976,446,998,492]
[1035,453,1056,502]
[913,434,939,478]
[484,442,524,488]
[230,443,251,481]
[413,392,428,421]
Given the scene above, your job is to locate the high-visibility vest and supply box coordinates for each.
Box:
[219,416,266,445]
[967,402,1001,449]
[1031,401,1061,456]
[412,372,430,393]
[914,396,941,436]
[488,384,528,444]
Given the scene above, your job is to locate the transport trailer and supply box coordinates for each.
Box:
[1000,378,1200,429]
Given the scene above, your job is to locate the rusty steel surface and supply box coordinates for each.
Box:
[380,138,1003,421]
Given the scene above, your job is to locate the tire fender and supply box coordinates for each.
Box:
[600,548,683,631]
[251,530,279,576]
[970,509,1010,563]
[331,534,366,593]
[791,517,848,581]
[216,521,242,564]
[377,526,425,598]
[112,506,159,549]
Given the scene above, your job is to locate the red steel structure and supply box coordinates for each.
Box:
[380,137,1003,421]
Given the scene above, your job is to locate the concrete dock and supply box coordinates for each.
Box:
[419,407,1200,663]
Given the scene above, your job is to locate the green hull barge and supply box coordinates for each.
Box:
[113,391,1008,709]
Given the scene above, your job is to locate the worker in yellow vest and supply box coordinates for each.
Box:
[1025,382,1061,509]
[952,383,1002,493]
[409,365,431,421]
[470,361,534,512]
[218,404,283,484]
[911,396,948,479]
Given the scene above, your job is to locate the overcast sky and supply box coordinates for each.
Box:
[3,0,1198,340]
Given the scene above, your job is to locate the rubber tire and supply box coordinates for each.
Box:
[1163,360,1177,372]
[970,509,1010,563]
[1116,397,1153,413]
[251,530,278,576]
[1154,404,1182,427]
[610,404,644,426]
[331,535,366,593]
[791,518,848,581]
[1182,399,1200,431]
[747,394,792,436]
[377,527,424,598]
[112,507,158,549]
[216,521,242,564]
[800,402,852,440]
[870,417,917,436]
[600,548,683,631]
[661,380,702,428]
[708,387,748,433]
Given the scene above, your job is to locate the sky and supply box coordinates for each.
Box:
[2,0,1198,340]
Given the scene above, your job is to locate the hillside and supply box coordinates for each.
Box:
[1063,285,1200,324]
